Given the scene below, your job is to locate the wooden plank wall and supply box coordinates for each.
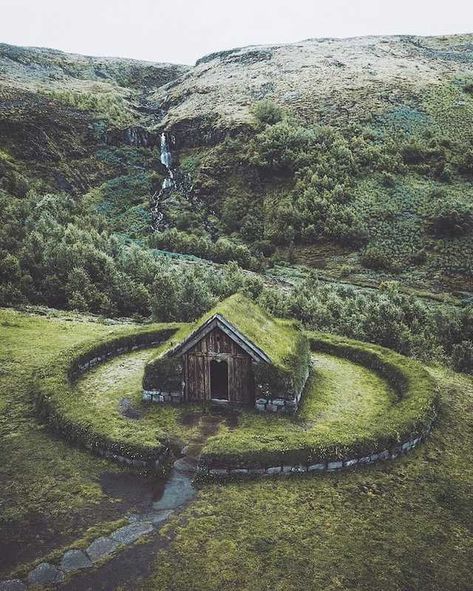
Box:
[183,327,254,404]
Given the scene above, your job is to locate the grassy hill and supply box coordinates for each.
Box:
[0,37,472,373]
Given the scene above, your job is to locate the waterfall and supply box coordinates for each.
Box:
[160,132,173,186]
[151,131,194,231]
[152,132,175,229]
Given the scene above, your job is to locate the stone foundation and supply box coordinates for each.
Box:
[199,415,436,479]
[254,364,310,413]
[142,390,184,404]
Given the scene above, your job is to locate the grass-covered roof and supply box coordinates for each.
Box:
[175,293,305,372]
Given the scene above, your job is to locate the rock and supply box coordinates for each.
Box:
[128,509,174,526]
[0,580,26,591]
[27,563,64,586]
[86,536,119,562]
[308,463,326,472]
[61,549,93,572]
[266,466,282,475]
[173,457,198,473]
[327,461,343,471]
[111,522,154,545]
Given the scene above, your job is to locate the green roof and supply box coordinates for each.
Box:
[185,293,304,373]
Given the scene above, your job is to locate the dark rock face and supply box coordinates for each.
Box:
[105,126,159,148]
[166,115,253,149]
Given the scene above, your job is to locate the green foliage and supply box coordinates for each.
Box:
[43,89,136,127]
[250,100,284,126]
[149,229,260,270]
[200,332,438,470]
[425,197,473,237]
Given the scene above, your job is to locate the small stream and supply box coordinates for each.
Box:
[1,414,228,591]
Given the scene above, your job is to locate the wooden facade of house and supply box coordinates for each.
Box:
[170,314,271,405]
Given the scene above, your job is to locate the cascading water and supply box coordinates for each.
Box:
[151,132,194,231]
[160,132,174,188]
[151,132,175,228]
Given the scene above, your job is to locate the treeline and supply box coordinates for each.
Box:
[1,191,471,373]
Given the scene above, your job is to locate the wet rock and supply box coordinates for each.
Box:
[119,397,142,419]
[86,536,119,562]
[152,473,196,510]
[111,522,154,545]
[27,563,64,586]
[128,509,174,526]
[0,580,26,591]
[61,549,93,572]
[173,457,198,473]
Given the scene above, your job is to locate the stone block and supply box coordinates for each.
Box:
[255,398,268,405]
[308,463,326,472]
[86,537,119,562]
[230,468,249,475]
[358,455,372,464]
[111,522,154,545]
[327,461,343,471]
[272,399,286,407]
[370,453,379,462]
[255,403,266,411]
[291,465,307,473]
[27,563,64,586]
[265,466,282,475]
[344,458,358,467]
[209,468,228,476]
[248,468,266,475]
[281,465,293,473]
[61,549,92,572]
[378,450,390,460]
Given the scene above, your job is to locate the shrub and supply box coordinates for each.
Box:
[452,340,473,374]
[251,100,284,126]
[426,199,473,237]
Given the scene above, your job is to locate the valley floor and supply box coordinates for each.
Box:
[0,307,472,590]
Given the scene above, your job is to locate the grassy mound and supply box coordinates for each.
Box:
[143,294,310,399]
[34,324,183,467]
[32,316,437,476]
[200,332,438,470]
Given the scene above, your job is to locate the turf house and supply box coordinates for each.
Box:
[143,294,311,412]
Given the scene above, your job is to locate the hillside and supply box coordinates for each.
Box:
[0,36,472,372]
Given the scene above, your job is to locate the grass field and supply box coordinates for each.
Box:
[0,308,153,575]
[139,366,473,591]
[1,307,472,590]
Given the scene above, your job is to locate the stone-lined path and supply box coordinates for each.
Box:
[0,415,224,591]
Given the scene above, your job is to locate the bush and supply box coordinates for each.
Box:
[251,100,284,126]
[452,340,473,374]
[426,199,473,237]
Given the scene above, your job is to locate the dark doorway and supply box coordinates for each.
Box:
[210,359,228,399]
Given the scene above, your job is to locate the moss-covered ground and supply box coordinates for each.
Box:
[0,308,162,575]
[204,352,394,458]
[1,307,472,590]
[138,366,473,591]
[72,347,202,448]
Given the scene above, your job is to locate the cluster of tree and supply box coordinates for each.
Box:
[256,273,473,374]
[0,191,239,319]
[1,191,470,374]
[148,228,261,270]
